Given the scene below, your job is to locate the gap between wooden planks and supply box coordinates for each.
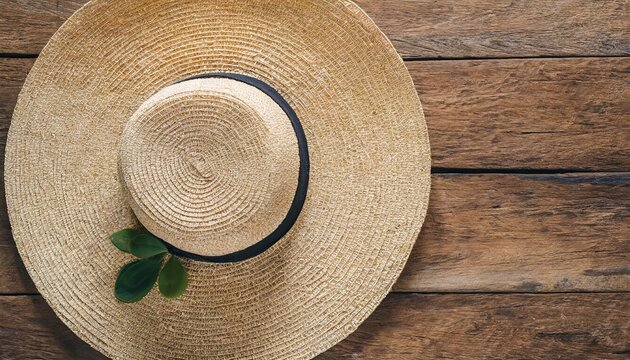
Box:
[2,172,628,294]
[1,57,628,170]
[1,294,628,359]
[1,0,629,58]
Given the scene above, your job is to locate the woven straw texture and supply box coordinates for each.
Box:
[5,0,431,359]
[119,77,301,257]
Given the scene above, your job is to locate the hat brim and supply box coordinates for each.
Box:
[5,0,431,358]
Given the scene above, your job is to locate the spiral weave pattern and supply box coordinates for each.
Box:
[5,0,431,359]
[119,78,300,256]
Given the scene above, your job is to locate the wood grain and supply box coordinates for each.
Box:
[1,294,627,359]
[413,57,630,170]
[0,0,85,55]
[0,58,33,146]
[318,293,630,359]
[3,172,628,294]
[0,296,108,359]
[1,0,629,58]
[356,0,630,59]
[395,173,630,293]
[1,57,628,170]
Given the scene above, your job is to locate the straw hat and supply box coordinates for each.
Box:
[5,0,430,358]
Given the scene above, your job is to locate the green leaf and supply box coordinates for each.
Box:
[129,233,168,259]
[158,256,189,299]
[110,228,140,254]
[114,255,164,303]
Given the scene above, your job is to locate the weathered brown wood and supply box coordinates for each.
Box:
[1,0,629,58]
[0,296,108,359]
[0,245,36,294]
[318,293,630,359]
[2,173,628,294]
[0,58,33,146]
[2,57,628,170]
[1,294,627,359]
[0,0,87,54]
[0,0,85,55]
[412,57,630,170]
[356,0,630,59]
[394,173,630,293]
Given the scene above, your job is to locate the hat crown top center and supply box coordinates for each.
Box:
[119,77,301,258]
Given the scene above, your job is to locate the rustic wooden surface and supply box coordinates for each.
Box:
[0,0,628,359]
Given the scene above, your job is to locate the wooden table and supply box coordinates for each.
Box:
[1,1,628,358]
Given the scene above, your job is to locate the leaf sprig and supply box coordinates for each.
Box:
[111,229,188,303]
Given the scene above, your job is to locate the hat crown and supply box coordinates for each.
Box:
[119,77,301,258]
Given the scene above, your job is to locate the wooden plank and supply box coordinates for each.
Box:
[2,173,628,294]
[2,57,629,170]
[1,0,629,58]
[0,0,85,55]
[318,293,630,359]
[1,294,627,359]
[413,57,630,170]
[358,0,630,59]
[0,58,33,146]
[394,172,630,293]
[0,296,107,359]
